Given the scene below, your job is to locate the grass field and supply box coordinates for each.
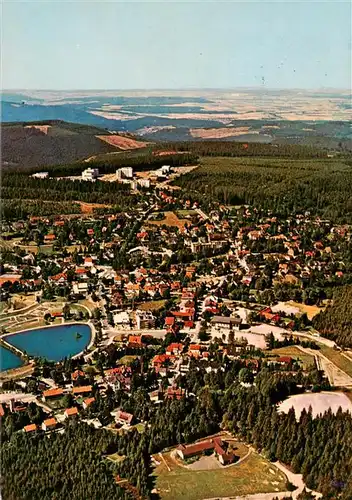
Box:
[266,346,315,370]
[6,319,49,333]
[117,355,139,366]
[287,301,323,320]
[321,347,352,378]
[153,451,287,500]
[148,211,188,229]
[138,300,167,312]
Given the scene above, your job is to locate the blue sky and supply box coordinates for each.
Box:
[2,0,351,90]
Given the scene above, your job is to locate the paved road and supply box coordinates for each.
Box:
[0,392,36,404]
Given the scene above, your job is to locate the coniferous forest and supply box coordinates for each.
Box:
[313,286,352,347]
[174,156,352,223]
[1,367,351,500]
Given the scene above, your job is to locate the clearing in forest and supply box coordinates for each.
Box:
[148,211,188,229]
[152,449,287,500]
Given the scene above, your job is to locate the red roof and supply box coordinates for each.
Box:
[166,387,185,400]
[83,397,95,407]
[43,418,57,427]
[43,388,63,398]
[72,385,92,395]
[128,335,143,345]
[0,404,4,417]
[65,407,78,416]
[166,343,183,353]
[165,316,175,326]
[184,321,194,328]
[71,370,85,380]
[24,423,37,432]
[75,267,87,274]
[189,344,202,351]
[278,356,293,364]
[178,437,224,457]
[116,410,133,424]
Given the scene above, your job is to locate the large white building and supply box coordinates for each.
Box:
[32,172,49,179]
[154,165,171,178]
[116,167,133,181]
[135,310,155,329]
[82,168,99,181]
[210,315,242,342]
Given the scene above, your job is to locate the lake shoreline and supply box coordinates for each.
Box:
[0,322,94,372]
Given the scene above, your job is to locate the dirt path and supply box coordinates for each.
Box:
[159,452,171,472]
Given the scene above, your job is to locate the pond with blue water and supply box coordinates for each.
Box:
[0,323,92,371]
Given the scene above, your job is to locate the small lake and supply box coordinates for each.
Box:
[2,323,91,369]
[0,345,23,371]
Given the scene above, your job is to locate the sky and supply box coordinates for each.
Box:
[2,0,351,90]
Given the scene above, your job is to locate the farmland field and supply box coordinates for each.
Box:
[320,347,352,378]
[152,450,287,500]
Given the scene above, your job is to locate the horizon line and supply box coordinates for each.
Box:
[3,86,351,93]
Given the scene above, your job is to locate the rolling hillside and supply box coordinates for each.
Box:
[1,121,147,169]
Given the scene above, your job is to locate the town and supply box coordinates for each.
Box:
[1,159,352,500]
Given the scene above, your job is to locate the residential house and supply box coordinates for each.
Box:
[166,387,185,400]
[82,397,95,409]
[42,418,57,431]
[115,410,134,427]
[42,388,64,402]
[72,385,92,396]
[24,423,38,433]
[64,407,79,419]
[210,316,242,340]
[165,343,183,356]
[176,437,235,465]
[135,310,155,329]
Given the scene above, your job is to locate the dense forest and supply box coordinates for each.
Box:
[313,286,352,347]
[1,173,137,219]
[158,140,329,158]
[8,151,197,177]
[174,156,352,223]
[1,363,351,499]
[1,200,81,220]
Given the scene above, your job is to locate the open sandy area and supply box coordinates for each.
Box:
[98,134,148,150]
[278,391,352,419]
[190,127,257,139]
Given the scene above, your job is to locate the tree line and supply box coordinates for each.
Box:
[313,285,352,347]
[1,357,351,499]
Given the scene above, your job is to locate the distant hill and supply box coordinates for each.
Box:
[1,121,125,169]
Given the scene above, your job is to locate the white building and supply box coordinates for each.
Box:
[32,172,49,179]
[138,178,151,188]
[116,167,133,181]
[113,311,131,329]
[135,309,155,329]
[210,315,242,341]
[154,165,171,177]
[82,168,99,181]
